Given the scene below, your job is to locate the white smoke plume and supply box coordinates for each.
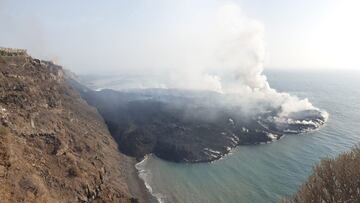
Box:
[192,3,321,117]
[76,3,326,118]
[90,3,322,118]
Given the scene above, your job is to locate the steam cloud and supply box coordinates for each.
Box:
[207,3,325,119]
[91,3,326,120]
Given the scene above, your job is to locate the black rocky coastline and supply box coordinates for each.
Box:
[67,77,327,163]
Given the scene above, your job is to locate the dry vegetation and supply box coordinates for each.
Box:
[0,126,9,136]
[0,47,27,57]
[281,146,360,203]
[0,52,137,202]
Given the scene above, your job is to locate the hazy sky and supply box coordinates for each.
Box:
[1,0,360,73]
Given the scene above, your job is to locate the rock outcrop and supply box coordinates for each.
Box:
[0,50,137,202]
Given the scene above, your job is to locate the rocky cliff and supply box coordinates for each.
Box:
[0,51,138,202]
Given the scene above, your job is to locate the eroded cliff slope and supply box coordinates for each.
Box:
[0,49,136,202]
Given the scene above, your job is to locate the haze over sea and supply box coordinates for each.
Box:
[2,1,360,203]
[127,70,360,203]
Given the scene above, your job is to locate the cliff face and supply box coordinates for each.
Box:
[0,52,135,202]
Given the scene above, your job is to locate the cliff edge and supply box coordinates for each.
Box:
[0,49,138,202]
[280,146,360,203]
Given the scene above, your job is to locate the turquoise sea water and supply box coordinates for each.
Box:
[135,70,360,203]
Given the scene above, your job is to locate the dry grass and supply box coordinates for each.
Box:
[0,126,9,136]
[281,146,360,203]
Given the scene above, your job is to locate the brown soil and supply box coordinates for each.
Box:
[0,53,146,202]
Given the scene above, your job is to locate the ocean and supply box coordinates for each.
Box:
[132,70,360,203]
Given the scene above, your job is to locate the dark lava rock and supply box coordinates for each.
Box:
[68,78,327,163]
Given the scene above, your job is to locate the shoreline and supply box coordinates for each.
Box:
[125,156,158,203]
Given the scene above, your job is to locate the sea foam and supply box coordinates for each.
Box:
[135,155,166,203]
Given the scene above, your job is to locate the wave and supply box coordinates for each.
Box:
[135,155,166,203]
